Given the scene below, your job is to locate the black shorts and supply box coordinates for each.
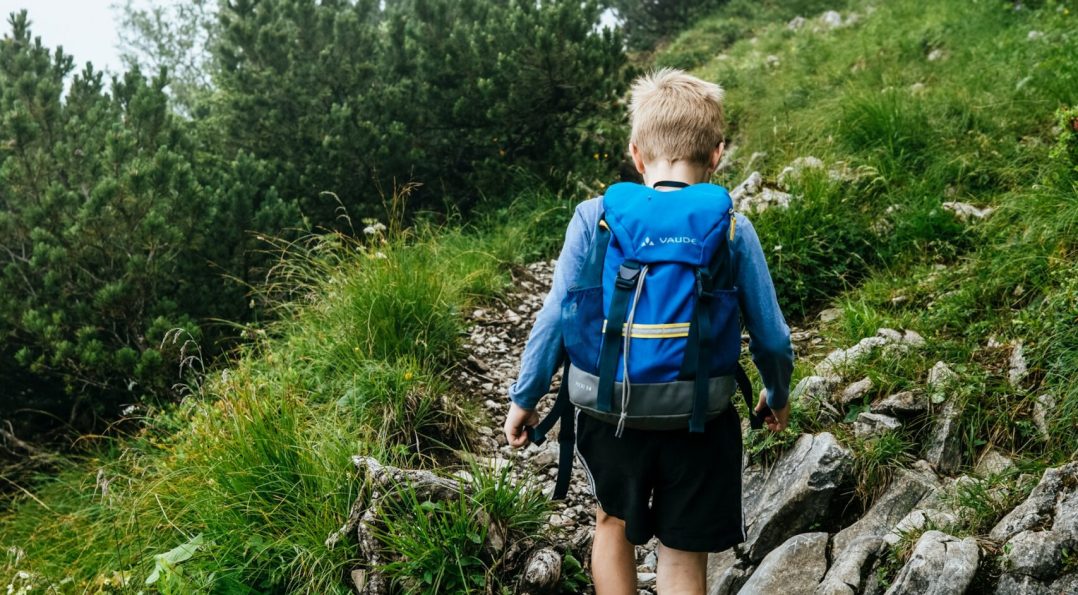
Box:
[573,405,746,552]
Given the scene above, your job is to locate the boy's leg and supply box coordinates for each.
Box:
[655,543,707,595]
[592,507,637,595]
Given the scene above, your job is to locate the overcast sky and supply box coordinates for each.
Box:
[0,0,130,75]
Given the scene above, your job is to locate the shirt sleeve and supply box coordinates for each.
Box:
[731,213,795,410]
[507,200,596,410]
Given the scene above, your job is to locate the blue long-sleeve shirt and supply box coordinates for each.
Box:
[508,195,794,412]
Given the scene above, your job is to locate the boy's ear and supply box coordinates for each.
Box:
[629,142,646,174]
[708,142,725,173]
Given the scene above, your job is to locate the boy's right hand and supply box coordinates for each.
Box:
[504,402,540,448]
[755,389,791,433]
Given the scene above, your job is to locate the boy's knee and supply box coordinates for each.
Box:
[596,507,625,528]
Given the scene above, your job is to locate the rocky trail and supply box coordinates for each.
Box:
[351,258,1077,594]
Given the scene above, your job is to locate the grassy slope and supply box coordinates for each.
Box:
[661,0,1077,572]
[2,0,1077,592]
[0,191,570,593]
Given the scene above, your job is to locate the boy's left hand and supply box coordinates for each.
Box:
[755,389,790,433]
[504,402,540,448]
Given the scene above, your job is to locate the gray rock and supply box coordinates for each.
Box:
[991,462,1078,543]
[883,530,979,595]
[924,399,963,474]
[819,308,842,323]
[1009,341,1028,387]
[853,412,902,438]
[884,509,960,547]
[777,156,824,188]
[816,336,889,379]
[731,171,763,202]
[707,548,751,595]
[1001,530,1077,581]
[833,467,941,558]
[815,535,886,595]
[794,375,841,401]
[995,573,1054,595]
[902,330,926,346]
[840,377,874,405]
[1032,394,1056,441]
[927,361,958,391]
[743,433,853,561]
[975,449,1016,476]
[788,16,806,30]
[942,201,993,221]
[738,533,829,595]
[871,391,926,417]
[1052,489,1078,534]
[821,10,843,29]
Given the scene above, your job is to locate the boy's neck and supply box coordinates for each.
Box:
[640,159,711,189]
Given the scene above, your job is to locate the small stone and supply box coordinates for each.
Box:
[854,412,902,438]
[1028,30,1044,41]
[766,55,780,68]
[871,391,926,417]
[840,377,874,405]
[943,201,994,222]
[821,10,843,29]
[1009,340,1028,387]
[637,572,656,588]
[927,361,958,391]
[909,82,926,94]
[643,551,658,572]
[884,509,959,546]
[902,330,925,346]
[975,449,1015,476]
[788,16,806,30]
[876,328,903,342]
[819,307,842,323]
[925,399,963,474]
[927,48,945,62]
[1033,394,1056,440]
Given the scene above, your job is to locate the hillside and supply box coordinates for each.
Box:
[2,0,1077,593]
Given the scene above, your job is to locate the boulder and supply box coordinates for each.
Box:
[815,535,886,595]
[743,433,854,561]
[832,466,941,558]
[883,531,979,595]
[990,462,1078,543]
[924,399,963,474]
[1000,530,1077,581]
[738,533,829,595]
[706,548,751,595]
[853,412,902,438]
[871,391,927,417]
[794,375,841,401]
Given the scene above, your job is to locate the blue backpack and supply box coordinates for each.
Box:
[528,181,764,499]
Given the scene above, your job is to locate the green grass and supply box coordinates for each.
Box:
[0,188,573,593]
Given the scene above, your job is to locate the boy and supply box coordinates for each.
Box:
[503,68,794,594]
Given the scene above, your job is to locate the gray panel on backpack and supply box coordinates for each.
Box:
[566,364,737,430]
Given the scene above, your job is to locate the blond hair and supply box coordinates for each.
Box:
[628,68,726,166]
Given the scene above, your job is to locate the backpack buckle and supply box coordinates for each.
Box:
[695,268,714,299]
[616,261,641,289]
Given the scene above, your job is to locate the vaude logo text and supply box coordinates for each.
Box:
[640,236,696,248]
[574,381,594,392]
